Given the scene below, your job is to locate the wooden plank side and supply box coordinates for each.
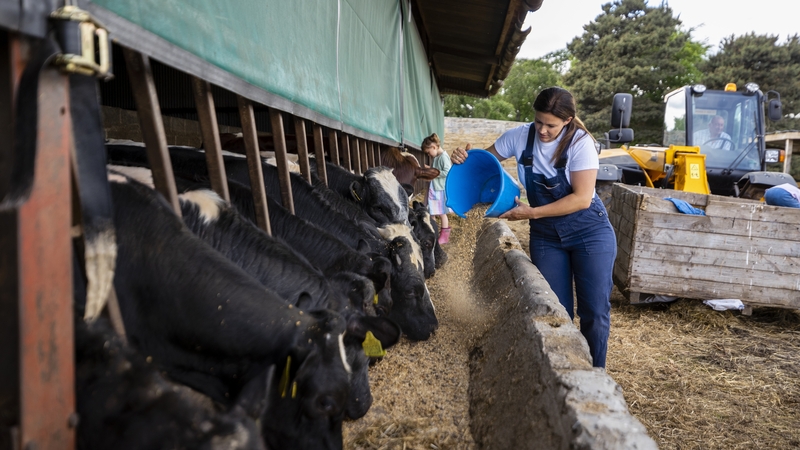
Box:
[632,216,800,257]
[705,200,800,225]
[630,259,800,292]
[632,241,800,274]
[628,274,800,309]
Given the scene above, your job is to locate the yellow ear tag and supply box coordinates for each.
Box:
[279,355,291,398]
[291,381,298,399]
[362,331,387,358]
[373,294,379,305]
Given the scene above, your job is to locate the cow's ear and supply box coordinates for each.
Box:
[347,315,402,349]
[357,239,371,254]
[232,365,275,420]
[401,183,414,197]
[295,292,315,311]
[349,180,365,202]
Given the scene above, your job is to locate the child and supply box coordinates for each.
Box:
[422,133,453,244]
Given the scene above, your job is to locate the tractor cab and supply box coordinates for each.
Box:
[663,83,782,196]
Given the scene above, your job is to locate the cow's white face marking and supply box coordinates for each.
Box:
[425,284,434,311]
[179,190,224,224]
[369,168,408,224]
[108,165,154,187]
[378,224,424,273]
[338,333,351,374]
[107,172,128,183]
[400,151,420,166]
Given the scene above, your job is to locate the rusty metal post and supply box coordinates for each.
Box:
[122,47,181,216]
[237,96,271,234]
[350,136,361,174]
[293,117,312,184]
[191,76,229,202]
[0,41,75,450]
[268,109,295,214]
[340,132,351,171]
[312,124,328,186]
[328,129,340,167]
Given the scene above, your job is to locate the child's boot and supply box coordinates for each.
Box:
[438,227,451,245]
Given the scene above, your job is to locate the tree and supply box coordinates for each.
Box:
[564,0,705,144]
[502,53,565,122]
[443,94,515,120]
[700,33,800,132]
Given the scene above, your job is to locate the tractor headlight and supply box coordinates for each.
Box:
[691,84,706,95]
[765,149,782,163]
[745,82,760,94]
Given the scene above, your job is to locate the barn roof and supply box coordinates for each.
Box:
[413,0,544,98]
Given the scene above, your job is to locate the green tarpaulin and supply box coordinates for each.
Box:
[91,0,443,147]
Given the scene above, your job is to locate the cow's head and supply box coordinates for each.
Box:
[380,233,438,341]
[408,201,437,278]
[260,308,350,449]
[350,166,409,226]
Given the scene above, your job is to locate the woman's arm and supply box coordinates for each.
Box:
[499,169,597,221]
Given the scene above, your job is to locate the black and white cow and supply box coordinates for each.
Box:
[408,200,439,278]
[309,158,410,226]
[105,144,438,341]
[104,173,351,450]
[176,186,401,419]
[75,316,268,450]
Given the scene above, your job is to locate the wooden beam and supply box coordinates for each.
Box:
[313,124,328,186]
[293,117,312,184]
[429,43,500,65]
[367,141,375,169]
[237,96,271,234]
[122,48,181,216]
[191,76,229,202]
[269,109,295,214]
[783,139,793,175]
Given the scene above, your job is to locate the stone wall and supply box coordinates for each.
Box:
[444,117,526,151]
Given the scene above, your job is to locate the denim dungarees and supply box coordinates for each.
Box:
[520,126,616,368]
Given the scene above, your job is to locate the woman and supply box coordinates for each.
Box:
[451,87,616,368]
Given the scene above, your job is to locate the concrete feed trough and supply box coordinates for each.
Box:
[468,220,656,449]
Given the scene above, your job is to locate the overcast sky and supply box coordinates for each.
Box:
[517,0,796,60]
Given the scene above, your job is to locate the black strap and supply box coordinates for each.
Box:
[519,123,536,167]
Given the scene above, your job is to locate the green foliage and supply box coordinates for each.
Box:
[564,0,705,144]
[700,33,800,132]
[442,50,564,122]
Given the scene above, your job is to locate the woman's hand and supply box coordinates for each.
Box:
[499,197,534,221]
[451,143,472,165]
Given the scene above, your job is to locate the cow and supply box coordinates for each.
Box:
[408,200,440,278]
[380,146,440,196]
[308,158,409,226]
[105,144,438,341]
[74,315,268,450]
[176,186,401,419]
[103,173,351,449]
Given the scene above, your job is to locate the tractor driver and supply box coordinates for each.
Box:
[694,115,732,150]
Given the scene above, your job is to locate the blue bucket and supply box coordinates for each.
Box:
[445,149,520,218]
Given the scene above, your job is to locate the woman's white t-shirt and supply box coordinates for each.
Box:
[493,123,599,188]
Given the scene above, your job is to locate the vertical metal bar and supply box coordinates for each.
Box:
[328,129,340,167]
[312,124,328,186]
[350,136,361,174]
[366,141,374,169]
[122,47,181,216]
[191,76,229,202]
[375,143,382,167]
[293,117,312,184]
[360,139,369,172]
[340,132,351,171]
[18,61,75,450]
[269,109,295,214]
[237,96,271,235]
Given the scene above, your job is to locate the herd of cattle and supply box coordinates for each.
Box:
[72,142,447,449]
